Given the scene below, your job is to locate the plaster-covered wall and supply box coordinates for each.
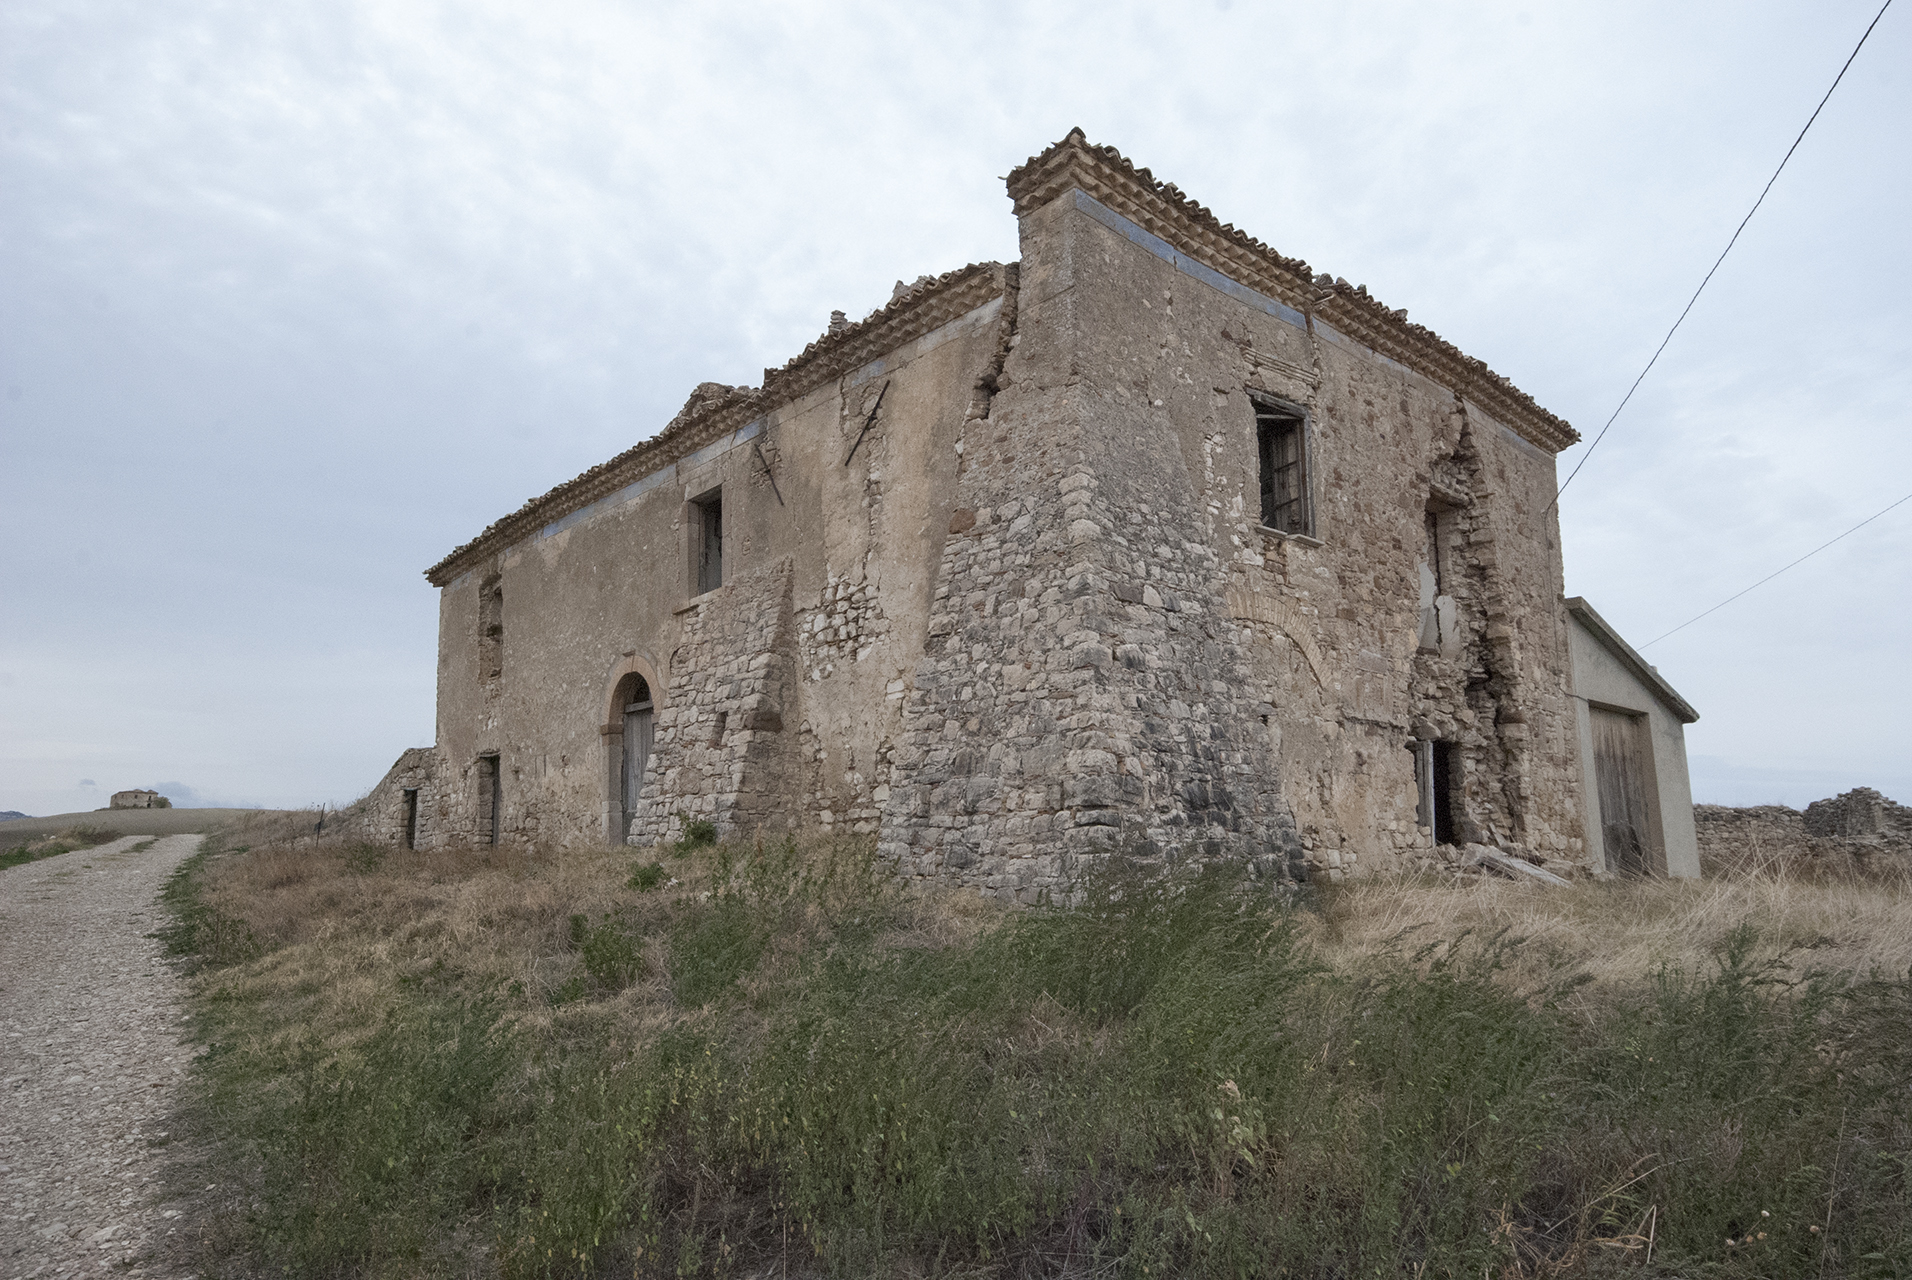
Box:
[380,132,1591,892]
[878,179,1580,895]
[1567,606,1700,878]
[421,276,1010,851]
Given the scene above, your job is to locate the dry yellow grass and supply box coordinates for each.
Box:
[171,831,1912,1278]
[1311,865,1912,983]
[199,842,641,1048]
[190,833,998,1063]
[194,832,1912,1061]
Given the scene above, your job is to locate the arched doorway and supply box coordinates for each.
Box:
[615,672,655,838]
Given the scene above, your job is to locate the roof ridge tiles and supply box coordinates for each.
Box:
[1005,130,1578,454]
[424,261,1008,586]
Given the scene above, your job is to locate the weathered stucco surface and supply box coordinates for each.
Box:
[1566,598,1702,878]
[367,132,1616,892]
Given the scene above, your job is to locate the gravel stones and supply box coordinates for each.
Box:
[1,833,201,1278]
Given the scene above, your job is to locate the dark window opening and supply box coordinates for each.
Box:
[1431,741,1460,846]
[694,490,724,594]
[479,577,504,680]
[1255,400,1310,535]
[481,754,501,846]
[401,788,418,851]
[712,709,729,745]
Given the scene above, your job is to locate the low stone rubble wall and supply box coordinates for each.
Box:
[1696,788,1910,878]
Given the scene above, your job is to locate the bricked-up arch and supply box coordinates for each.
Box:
[601,655,661,845]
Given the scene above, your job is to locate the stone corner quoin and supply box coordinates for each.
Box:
[349,130,1707,896]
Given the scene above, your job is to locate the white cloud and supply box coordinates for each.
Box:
[1,0,1906,811]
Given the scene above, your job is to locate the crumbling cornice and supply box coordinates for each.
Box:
[1006,129,1580,455]
[425,262,1009,587]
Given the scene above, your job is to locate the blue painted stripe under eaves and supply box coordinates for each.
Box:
[535,418,763,543]
[1071,189,1309,331]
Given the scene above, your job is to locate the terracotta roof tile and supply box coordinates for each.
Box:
[1006,129,1578,454]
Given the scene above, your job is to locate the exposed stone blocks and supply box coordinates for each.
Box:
[386,132,1595,892]
[1804,787,1911,840]
[631,557,798,845]
[1697,792,1911,876]
[342,747,437,847]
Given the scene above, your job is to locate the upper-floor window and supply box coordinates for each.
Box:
[479,576,503,680]
[1254,395,1312,536]
[693,488,724,594]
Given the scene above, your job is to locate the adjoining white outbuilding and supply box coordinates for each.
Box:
[1566,597,1701,878]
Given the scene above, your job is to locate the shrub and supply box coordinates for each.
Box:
[163,834,1912,1278]
[670,815,717,857]
[342,840,388,873]
[568,912,643,992]
[668,895,767,1006]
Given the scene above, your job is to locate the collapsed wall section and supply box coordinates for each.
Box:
[629,556,798,844]
[878,132,1584,890]
[336,746,439,848]
[879,194,1305,901]
[1697,791,1912,877]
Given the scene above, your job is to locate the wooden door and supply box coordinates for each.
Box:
[483,755,502,846]
[622,705,654,819]
[1592,708,1658,876]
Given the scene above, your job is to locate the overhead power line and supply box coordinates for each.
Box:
[1640,490,1912,648]
[1551,0,1894,509]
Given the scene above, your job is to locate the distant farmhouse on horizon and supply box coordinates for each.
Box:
[361,130,1701,894]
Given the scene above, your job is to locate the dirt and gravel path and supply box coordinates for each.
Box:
[1,834,202,1279]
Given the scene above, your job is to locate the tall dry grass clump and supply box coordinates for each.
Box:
[162,829,1912,1279]
[1309,860,1912,995]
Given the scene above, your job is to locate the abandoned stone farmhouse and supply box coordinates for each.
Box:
[367,130,1701,894]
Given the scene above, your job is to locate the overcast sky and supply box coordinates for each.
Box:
[3,0,1907,816]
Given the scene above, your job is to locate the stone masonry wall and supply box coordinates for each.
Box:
[630,557,799,844]
[794,568,899,835]
[879,195,1305,902]
[1804,787,1912,840]
[1695,790,1911,877]
[340,747,439,847]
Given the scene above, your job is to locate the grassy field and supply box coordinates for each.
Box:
[159,830,1912,1279]
[0,807,277,844]
[0,823,131,869]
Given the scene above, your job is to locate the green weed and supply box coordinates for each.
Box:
[668,896,768,1007]
[241,1001,520,1274]
[1,824,120,870]
[156,836,262,968]
[165,839,1912,1278]
[671,815,717,857]
[569,912,643,992]
[342,840,389,873]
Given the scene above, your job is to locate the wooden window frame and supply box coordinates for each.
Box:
[1251,392,1313,538]
[690,487,724,596]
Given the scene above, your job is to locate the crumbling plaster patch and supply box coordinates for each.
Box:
[376,134,1591,890]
